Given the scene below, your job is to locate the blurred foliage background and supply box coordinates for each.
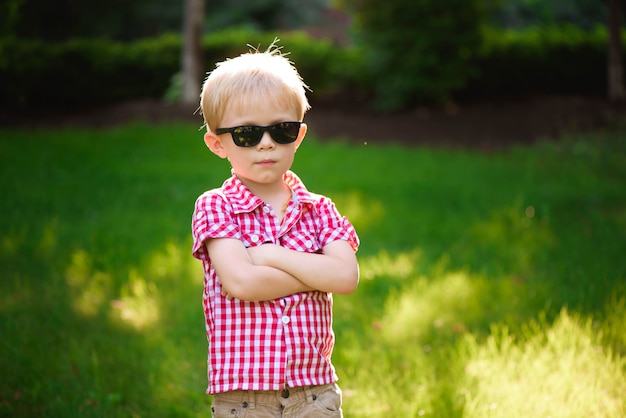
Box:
[1,0,608,40]
[0,0,620,111]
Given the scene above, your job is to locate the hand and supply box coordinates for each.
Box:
[246,244,279,266]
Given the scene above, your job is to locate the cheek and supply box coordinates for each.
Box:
[233,148,259,165]
[282,153,297,171]
[282,148,297,163]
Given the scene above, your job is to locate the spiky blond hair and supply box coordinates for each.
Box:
[200,42,310,132]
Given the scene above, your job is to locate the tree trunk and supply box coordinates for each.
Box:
[181,0,204,104]
[607,0,625,102]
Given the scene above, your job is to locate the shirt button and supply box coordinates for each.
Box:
[305,240,313,248]
[251,235,259,243]
[281,316,290,325]
[263,206,271,213]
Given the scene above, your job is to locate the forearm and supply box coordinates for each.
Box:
[223,264,315,301]
[252,242,359,294]
[205,239,314,302]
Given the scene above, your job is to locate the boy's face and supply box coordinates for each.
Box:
[204,98,306,192]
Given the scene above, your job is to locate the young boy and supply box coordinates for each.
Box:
[191,44,360,417]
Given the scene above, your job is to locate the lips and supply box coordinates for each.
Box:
[257,159,276,166]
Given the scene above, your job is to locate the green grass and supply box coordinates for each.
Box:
[0,122,624,417]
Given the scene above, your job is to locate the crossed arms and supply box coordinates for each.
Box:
[205,238,359,301]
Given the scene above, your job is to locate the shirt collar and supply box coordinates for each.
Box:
[222,170,316,213]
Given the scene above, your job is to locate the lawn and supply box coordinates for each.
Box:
[0,122,624,417]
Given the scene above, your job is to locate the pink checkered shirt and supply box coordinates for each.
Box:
[192,170,359,394]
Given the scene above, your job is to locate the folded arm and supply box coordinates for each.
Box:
[246,240,359,295]
[205,237,315,301]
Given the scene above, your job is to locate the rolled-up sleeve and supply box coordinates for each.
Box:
[192,191,241,260]
[316,197,359,252]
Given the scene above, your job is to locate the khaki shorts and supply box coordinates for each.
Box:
[210,382,343,418]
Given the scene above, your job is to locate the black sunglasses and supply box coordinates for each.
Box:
[215,122,302,148]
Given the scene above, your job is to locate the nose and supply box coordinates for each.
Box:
[257,130,275,149]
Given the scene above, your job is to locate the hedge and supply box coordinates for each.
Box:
[0,34,181,109]
[0,26,620,111]
[0,29,364,110]
[336,0,490,110]
[461,24,611,100]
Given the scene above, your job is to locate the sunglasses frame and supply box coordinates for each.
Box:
[215,121,302,148]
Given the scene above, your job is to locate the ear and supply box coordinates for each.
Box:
[294,123,307,151]
[204,132,228,159]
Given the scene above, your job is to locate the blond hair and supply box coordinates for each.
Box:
[200,43,310,132]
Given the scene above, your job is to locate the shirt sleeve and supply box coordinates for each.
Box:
[191,191,240,260]
[315,196,360,252]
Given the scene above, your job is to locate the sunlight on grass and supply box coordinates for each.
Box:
[57,239,208,415]
[381,271,481,346]
[602,292,626,356]
[328,190,385,234]
[65,250,113,318]
[64,238,203,329]
[107,238,204,332]
[144,239,205,289]
[111,270,160,329]
[338,245,618,417]
[340,340,434,417]
[146,241,186,280]
[353,247,548,345]
[340,274,626,417]
[359,248,422,281]
[460,309,626,417]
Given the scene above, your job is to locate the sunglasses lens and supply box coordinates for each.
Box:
[269,122,300,144]
[224,122,301,147]
[232,126,263,147]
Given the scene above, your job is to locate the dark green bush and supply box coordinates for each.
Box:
[338,0,493,110]
[0,29,363,111]
[0,34,180,109]
[0,25,620,112]
[461,25,610,100]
